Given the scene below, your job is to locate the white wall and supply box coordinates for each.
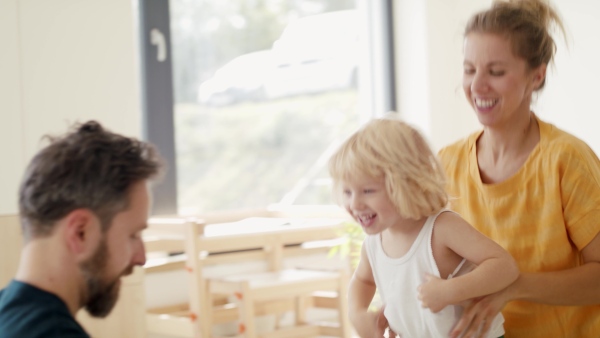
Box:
[536,0,600,153]
[393,0,600,153]
[0,0,143,215]
[0,0,25,216]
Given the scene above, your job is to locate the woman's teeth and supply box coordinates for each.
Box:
[475,98,497,109]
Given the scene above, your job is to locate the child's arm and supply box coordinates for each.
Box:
[418,212,519,313]
[349,243,385,337]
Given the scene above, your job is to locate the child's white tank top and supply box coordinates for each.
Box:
[363,209,505,337]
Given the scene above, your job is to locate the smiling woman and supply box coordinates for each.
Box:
[462,32,544,134]
[439,1,600,337]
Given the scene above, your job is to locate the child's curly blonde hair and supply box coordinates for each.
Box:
[328,115,447,220]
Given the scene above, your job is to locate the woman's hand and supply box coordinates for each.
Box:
[418,274,452,313]
[449,290,508,338]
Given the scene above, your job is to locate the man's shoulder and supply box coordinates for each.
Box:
[0,313,90,338]
[0,281,90,338]
[0,303,90,338]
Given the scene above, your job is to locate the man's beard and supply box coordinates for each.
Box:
[80,237,132,318]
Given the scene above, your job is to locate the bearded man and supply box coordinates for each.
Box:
[0,121,163,337]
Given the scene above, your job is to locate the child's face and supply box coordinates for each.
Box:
[341,172,402,235]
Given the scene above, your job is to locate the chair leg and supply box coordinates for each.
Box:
[201,282,213,338]
[295,296,307,326]
[274,313,284,329]
[191,280,212,338]
[234,281,257,338]
[337,273,351,338]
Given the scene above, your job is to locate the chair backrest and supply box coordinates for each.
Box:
[144,206,351,273]
[146,215,347,271]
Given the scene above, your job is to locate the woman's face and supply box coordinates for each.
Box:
[462,32,545,128]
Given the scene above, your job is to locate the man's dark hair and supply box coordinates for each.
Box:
[19,120,163,239]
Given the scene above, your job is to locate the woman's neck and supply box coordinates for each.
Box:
[476,112,540,184]
[479,112,537,161]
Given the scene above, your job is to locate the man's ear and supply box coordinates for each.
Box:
[62,209,102,259]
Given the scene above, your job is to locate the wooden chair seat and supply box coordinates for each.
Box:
[208,269,349,338]
[211,269,340,299]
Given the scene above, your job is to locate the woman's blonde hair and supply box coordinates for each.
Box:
[465,0,566,90]
[328,115,447,220]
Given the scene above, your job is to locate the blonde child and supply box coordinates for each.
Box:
[328,116,518,337]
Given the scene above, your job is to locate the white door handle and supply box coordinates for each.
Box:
[150,28,167,62]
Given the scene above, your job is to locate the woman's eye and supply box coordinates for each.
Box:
[490,70,505,76]
[364,189,374,194]
[463,68,475,75]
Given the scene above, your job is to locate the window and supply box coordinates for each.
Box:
[144,0,395,215]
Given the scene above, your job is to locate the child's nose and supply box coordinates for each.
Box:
[350,195,364,210]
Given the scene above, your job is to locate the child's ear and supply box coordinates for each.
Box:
[62,209,102,260]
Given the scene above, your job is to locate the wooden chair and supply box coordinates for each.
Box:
[144,210,352,338]
[0,215,22,289]
[188,217,351,338]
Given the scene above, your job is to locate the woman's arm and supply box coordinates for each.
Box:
[450,231,600,338]
[418,212,519,312]
[515,231,600,304]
